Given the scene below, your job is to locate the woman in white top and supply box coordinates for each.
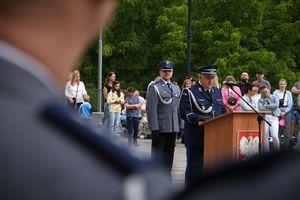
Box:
[273,79,293,150]
[65,70,87,110]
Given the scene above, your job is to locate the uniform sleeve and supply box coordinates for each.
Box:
[146,84,159,131]
[219,89,227,114]
[179,89,210,124]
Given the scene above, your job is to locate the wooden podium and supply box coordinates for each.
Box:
[201,111,271,170]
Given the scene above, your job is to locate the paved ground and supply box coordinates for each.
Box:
[114,137,186,188]
[94,119,186,188]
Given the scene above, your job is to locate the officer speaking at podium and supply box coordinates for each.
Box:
[146,61,181,174]
[179,64,226,187]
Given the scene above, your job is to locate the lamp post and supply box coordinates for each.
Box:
[186,0,192,78]
[98,30,103,112]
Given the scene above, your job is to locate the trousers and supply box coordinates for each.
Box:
[264,115,279,152]
[151,132,176,173]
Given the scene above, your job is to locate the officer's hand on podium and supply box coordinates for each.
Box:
[197,116,211,125]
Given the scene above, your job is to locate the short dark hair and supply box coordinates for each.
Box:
[245,84,254,94]
[127,87,135,93]
[256,70,264,75]
[259,85,268,92]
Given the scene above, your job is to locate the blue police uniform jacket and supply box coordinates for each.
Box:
[179,82,226,147]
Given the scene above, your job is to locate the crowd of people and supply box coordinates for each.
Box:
[180,70,299,152]
[64,70,92,123]
[65,63,300,187]
[142,63,300,186]
[101,71,147,146]
[64,69,148,146]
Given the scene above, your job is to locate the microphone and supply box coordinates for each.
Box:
[224,82,240,87]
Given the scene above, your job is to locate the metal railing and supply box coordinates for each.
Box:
[86,88,147,112]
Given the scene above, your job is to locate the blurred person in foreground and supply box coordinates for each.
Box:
[0,1,174,200]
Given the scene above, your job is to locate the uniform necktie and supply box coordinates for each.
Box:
[167,83,173,93]
[206,90,212,103]
[206,90,211,96]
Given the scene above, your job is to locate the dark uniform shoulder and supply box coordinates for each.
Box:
[181,88,190,96]
[212,86,221,92]
[189,85,202,93]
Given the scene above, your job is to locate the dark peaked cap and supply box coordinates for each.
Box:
[198,64,217,76]
[158,60,175,70]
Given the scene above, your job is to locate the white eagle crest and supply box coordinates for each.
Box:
[239,135,259,160]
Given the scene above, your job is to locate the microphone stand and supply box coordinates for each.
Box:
[227,85,271,155]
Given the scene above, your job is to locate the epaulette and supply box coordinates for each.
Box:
[186,88,212,113]
[40,101,150,176]
[153,80,160,85]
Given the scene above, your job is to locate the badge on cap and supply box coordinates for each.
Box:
[158,60,175,70]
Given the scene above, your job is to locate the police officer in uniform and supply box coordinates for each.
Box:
[179,64,226,187]
[146,60,181,173]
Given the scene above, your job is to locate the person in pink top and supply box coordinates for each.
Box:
[221,75,242,112]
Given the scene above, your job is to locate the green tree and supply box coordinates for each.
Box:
[77,0,300,111]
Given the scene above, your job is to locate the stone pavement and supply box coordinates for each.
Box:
[114,137,186,188]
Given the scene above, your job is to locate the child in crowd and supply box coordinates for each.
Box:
[107,81,125,137]
[78,94,92,122]
[125,87,141,146]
